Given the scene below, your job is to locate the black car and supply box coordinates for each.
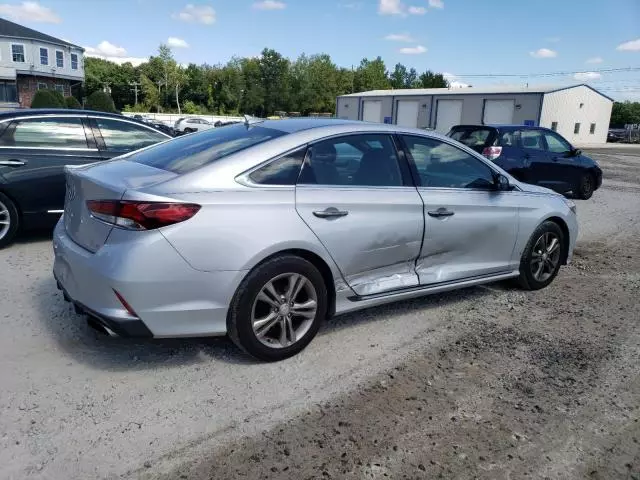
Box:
[446,124,602,200]
[0,109,171,248]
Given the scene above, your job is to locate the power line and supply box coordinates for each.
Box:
[451,66,640,79]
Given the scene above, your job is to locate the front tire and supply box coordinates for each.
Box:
[0,192,19,249]
[227,255,327,361]
[576,173,595,200]
[517,221,564,291]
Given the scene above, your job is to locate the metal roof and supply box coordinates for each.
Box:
[0,18,83,50]
[338,83,613,101]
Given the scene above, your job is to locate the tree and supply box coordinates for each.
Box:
[389,63,407,89]
[353,57,389,92]
[140,74,161,112]
[611,101,640,127]
[65,96,81,109]
[260,48,291,115]
[31,89,64,108]
[86,91,116,112]
[417,70,448,88]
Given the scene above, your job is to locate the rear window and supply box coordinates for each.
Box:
[448,127,495,148]
[130,124,286,174]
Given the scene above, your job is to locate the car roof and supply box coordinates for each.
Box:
[0,109,130,120]
[451,124,550,131]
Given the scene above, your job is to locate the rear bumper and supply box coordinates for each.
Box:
[52,219,248,338]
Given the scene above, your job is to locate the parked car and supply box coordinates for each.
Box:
[607,128,626,143]
[174,117,214,134]
[53,118,578,361]
[147,120,176,137]
[0,109,171,248]
[446,125,602,199]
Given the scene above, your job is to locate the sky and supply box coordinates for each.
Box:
[0,0,639,100]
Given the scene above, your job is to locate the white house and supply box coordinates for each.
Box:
[0,17,84,109]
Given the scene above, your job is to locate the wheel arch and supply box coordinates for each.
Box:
[544,216,570,265]
[0,187,22,221]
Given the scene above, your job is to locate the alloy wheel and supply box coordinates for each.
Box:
[251,273,318,349]
[530,232,561,282]
[0,199,10,241]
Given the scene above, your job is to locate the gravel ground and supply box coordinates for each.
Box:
[1,148,639,480]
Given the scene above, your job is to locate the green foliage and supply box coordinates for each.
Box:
[86,90,116,112]
[610,101,640,127]
[31,89,64,108]
[182,100,207,114]
[65,96,81,109]
[83,44,451,116]
[50,89,66,107]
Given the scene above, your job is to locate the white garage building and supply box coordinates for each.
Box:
[336,84,614,144]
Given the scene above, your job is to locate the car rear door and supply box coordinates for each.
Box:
[399,134,520,285]
[0,114,101,219]
[516,128,550,187]
[541,130,577,193]
[88,116,170,160]
[295,133,424,296]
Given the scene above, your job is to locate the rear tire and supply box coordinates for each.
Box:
[517,221,564,291]
[576,173,594,200]
[0,192,19,249]
[227,255,327,361]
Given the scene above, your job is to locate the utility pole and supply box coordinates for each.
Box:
[129,81,141,105]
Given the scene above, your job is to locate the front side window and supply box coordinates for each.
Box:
[71,53,78,70]
[0,117,89,148]
[519,129,545,151]
[543,131,572,154]
[298,134,403,187]
[401,135,495,189]
[11,44,25,62]
[130,123,285,174]
[95,118,168,153]
[249,147,306,185]
[56,50,64,68]
[39,48,48,65]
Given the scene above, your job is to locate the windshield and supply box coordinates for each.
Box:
[129,124,287,174]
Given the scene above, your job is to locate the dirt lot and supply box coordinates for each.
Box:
[1,147,639,480]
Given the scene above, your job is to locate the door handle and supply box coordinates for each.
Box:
[313,207,349,219]
[428,208,455,218]
[0,159,27,167]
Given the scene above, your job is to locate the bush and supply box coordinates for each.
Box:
[182,100,206,114]
[85,91,116,113]
[31,89,64,108]
[50,89,65,107]
[65,96,82,109]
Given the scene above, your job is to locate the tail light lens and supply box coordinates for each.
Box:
[86,200,200,230]
[482,146,503,161]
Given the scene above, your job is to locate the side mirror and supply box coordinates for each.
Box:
[495,174,510,191]
[567,148,581,157]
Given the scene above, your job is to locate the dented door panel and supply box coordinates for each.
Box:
[417,188,520,284]
[295,186,424,296]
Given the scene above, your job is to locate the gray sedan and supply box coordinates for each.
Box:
[52,118,578,361]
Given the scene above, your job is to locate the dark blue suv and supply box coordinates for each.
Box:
[446,125,603,200]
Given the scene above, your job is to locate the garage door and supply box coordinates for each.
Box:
[396,100,419,128]
[435,99,463,133]
[362,100,382,123]
[483,99,515,124]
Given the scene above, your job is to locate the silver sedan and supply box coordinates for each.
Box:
[52,118,578,361]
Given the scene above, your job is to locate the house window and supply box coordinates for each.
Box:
[0,81,18,103]
[55,84,64,94]
[574,123,581,134]
[11,44,25,62]
[551,122,558,131]
[590,123,596,134]
[71,53,78,70]
[37,82,48,90]
[39,48,48,65]
[56,50,64,68]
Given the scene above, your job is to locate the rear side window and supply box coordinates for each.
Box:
[0,117,89,148]
[519,130,545,150]
[131,124,287,174]
[448,127,494,149]
[95,118,167,153]
[249,147,306,185]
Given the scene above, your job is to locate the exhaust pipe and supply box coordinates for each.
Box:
[86,317,117,337]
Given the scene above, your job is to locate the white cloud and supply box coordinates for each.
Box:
[167,37,189,48]
[379,0,404,15]
[172,4,216,24]
[530,48,557,58]
[428,0,444,8]
[443,72,470,88]
[84,41,148,66]
[253,0,286,10]
[399,45,427,54]
[384,33,414,42]
[408,5,426,14]
[0,1,60,23]
[616,38,640,51]
[586,56,603,64]
[574,71,602,81]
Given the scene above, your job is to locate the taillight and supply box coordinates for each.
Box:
[482,146,502,161]
[86,200,200,230]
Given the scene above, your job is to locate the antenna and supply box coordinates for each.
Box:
[243,114,265,127]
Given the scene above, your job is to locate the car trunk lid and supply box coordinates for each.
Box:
[63,160,178,252]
